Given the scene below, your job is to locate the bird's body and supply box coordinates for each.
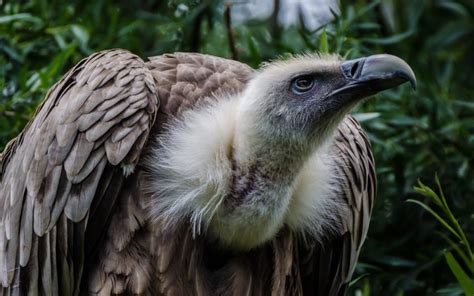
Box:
[0,50,414,295]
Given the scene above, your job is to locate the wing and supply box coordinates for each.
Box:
[335,116,376,281]
[0,49,158,295]
[299,116,376,296]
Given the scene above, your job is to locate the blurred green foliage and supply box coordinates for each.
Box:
[1,0,473,295]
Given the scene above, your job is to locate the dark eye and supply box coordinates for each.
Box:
[291,75,315,94]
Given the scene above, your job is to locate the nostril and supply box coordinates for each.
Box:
[341,58,365,79]
[350,61,360,77]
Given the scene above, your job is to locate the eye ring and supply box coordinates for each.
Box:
[291,75,315,94]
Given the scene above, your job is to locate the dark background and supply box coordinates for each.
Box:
[1,0,473,295]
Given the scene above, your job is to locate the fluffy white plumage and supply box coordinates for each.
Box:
[145,97,237,238]
[145,94,345,249]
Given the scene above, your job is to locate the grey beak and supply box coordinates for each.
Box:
[331,54,416,99]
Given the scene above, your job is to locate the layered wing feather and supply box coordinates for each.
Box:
[298,116,376,295]
[147,52,252,118]
[0,49,158,295]
[329,116,375,294]
[335,116,376,279]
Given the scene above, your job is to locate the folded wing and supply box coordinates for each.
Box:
[0,49,158,295]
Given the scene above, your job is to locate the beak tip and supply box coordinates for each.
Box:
[403,72,417,90]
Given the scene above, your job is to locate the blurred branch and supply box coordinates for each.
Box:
[270,0,281,45]
[187,3,212,52]
[224,3,238,60]
[190,12,204,52]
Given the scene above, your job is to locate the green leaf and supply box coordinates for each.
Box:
[453,100,474,109]
[0,13,43,26]
[387,115,427,128]
[71,25,90,50]
[0,44,23,63]
[319,27,328,54]
[365,30,413,45]
[246,34,261,62]
[406,199,462,241]
[353,112,381,122]
[395,290,404,296]
[349,273,369,287]
[438,1,470,17]
[440,233,473,273]
[436,284,464,296]
[413,179,443,208]
[444,252,474,296]
[370,255,417,268]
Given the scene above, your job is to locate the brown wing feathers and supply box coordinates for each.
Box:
[323,116,376,294]
[147,52,252,118]
[0,49,158,294]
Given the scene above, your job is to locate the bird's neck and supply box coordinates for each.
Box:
[202,110,319,249]
[229,107,315,205]
[147,96,340,250]
[228,134,310,207]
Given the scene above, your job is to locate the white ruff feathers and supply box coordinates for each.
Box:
[145,96,345,247]
[145,98,237,237]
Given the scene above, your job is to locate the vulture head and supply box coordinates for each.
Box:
[148,53,415,250]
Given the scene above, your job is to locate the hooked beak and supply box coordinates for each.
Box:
[330,54,416,100]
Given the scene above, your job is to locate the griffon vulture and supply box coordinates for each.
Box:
[0,50,415,295]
